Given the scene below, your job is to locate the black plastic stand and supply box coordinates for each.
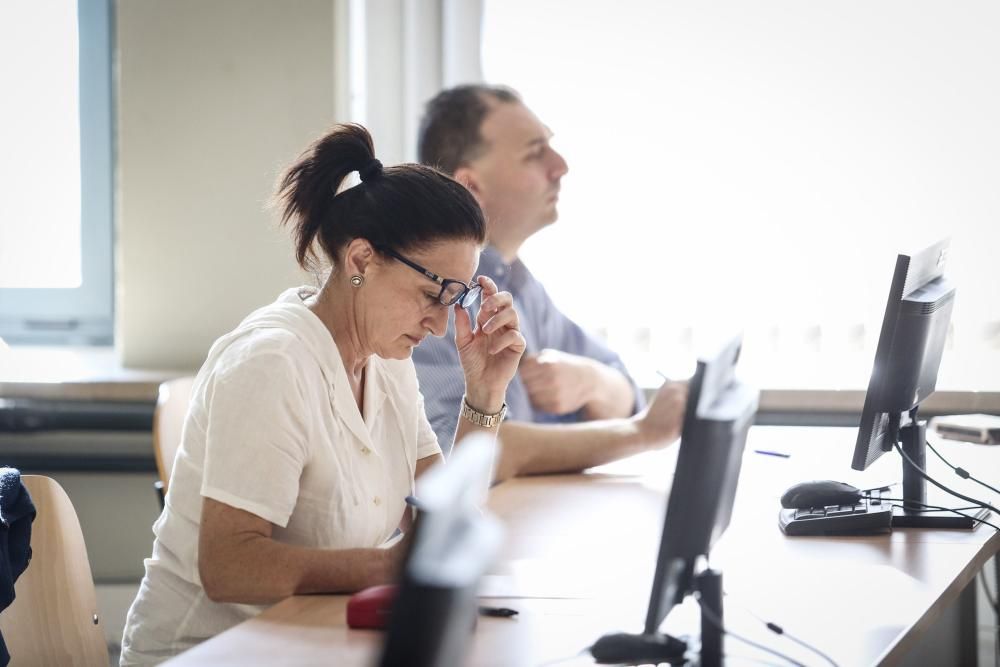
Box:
[589,569,724,666]
[892,419,992,529]
[696,569,723,667]
[901,419,928,510]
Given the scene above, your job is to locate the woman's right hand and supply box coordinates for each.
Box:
[454,275,526,411]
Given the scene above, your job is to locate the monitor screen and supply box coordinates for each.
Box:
[643,335,759,636]
[852,239,954,471]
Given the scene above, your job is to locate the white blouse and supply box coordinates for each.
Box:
[120,287,442,665]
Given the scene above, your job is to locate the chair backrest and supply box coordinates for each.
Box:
[153,376,195,496]
[0,475,108,666]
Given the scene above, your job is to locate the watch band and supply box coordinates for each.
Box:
[460,397,507,428]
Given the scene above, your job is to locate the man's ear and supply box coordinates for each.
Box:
[342,238,377,277]
[453,165,484,202]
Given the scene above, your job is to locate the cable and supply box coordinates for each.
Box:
[891,442,997,516]
[722,593,840,667]
[762,623,840,667]
[925,438,1000,496]
[867,490,980,513]
[888,505,1000,532]
[882,502,981,513]
[694,594,807,667]
[879,497,1000,532]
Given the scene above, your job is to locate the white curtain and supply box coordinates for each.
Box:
[338,0,485,165]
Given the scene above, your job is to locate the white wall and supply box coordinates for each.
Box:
[116,0,337,369]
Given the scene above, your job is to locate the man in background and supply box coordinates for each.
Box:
[413,84,687,481]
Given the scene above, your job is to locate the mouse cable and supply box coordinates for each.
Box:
[892,442,997,516]
[879,497,1000,532]
[720,593,839,667]
[925,438,1000,497]
[874,500,980,513]
[693,593,808,667]
[759,622,840,667]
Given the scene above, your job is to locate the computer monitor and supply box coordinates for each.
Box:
[850,238,989,528]
[589,336,758,666]
[644,334,759,634]
[378,434,503,667]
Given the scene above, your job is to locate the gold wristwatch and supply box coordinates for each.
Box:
[460,397,507,428]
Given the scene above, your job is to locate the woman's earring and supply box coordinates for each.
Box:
[350,275,364,287]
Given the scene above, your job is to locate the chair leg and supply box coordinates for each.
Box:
[154,480,165,510]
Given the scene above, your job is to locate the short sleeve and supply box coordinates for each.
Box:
[201,351,310,527]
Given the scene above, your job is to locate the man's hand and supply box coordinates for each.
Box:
[634,380,688,448]
[518,348,599,415]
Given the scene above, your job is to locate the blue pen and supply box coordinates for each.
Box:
[753,449,791,459]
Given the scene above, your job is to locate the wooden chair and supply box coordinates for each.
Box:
[0,475,108,666]
[152,376,195,507]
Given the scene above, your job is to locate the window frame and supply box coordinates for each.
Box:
[0,0,114,345]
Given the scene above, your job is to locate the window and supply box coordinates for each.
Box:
[482,0,1000,390]
[0,0,114,345]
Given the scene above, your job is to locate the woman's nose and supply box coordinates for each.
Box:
[425,305,450,337]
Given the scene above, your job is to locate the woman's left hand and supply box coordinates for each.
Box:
[454,275,525,411]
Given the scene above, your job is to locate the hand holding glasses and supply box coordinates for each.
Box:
[378,244,524,408]
[379,246,482,309]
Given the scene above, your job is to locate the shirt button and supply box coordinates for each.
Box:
[373,496,381,506]
[361,447,371,454]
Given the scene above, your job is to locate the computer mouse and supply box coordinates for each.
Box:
[346,584,398,629]
[590,632,687,665]
[780,480,861,509]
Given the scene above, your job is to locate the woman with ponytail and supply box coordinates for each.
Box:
[120,124,525,665]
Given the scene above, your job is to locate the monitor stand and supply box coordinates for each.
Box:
[696,568,723,667]
[589,569,724,667]
[891,420,992,529]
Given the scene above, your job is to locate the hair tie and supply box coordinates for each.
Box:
[359,158,383,183]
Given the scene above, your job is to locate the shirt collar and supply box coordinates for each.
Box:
[478,245,528,292]
[274,287,386,446]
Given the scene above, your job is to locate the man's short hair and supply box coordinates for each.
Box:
[418,84,521,176]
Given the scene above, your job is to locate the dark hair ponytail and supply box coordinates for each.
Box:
[276,123,486,271]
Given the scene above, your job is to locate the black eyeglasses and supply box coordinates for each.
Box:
[378,246,482,309]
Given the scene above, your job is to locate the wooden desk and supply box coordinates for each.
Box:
[167,427,999,666]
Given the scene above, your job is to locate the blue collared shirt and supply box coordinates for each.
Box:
[412,246,645,455]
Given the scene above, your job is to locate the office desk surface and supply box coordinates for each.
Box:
[166,426,1000,666]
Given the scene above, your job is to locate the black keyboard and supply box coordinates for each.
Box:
[779,492,893,536]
